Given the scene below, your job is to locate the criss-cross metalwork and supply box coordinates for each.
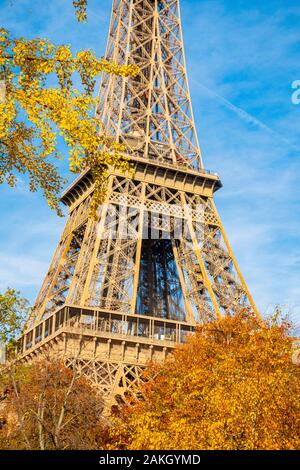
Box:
[98,0,203,170]
[20,0,259,407]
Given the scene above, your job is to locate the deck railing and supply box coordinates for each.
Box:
[20,305,195,354]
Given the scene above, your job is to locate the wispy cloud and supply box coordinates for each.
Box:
[0,253,48,288]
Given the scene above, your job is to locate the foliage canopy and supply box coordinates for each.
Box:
[0,28,138,215]
[0,359,107,449]
[110,313,300,450]
[0,288,29,347]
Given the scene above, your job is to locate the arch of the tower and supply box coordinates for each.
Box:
[26,173,254,329]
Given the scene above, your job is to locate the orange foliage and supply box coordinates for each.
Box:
[0,359,108,449]
[110,313,300,450]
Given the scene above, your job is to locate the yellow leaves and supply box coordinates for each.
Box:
[75,49,95,67]
[0,28,8,42]
[75,50,139,95]
[73,0,88,23]
[1,30,139,96]
[12,40,29,66]
[55,45,72,63]
[0,29,139,215]
[0,99,16,138]
[109,313,300,451]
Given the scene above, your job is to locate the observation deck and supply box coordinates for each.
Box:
[19,305,195,365]
[60,155,222,209]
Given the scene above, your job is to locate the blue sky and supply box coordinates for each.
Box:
[1,0,300,329]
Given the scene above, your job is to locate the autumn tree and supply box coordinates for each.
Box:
[0,359,108,450]
[0,21,138,215]
[73,0,88,22]
[0,288,29,354]
[110,313,300,450]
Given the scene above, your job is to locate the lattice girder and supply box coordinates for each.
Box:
[21,0,260,406]
[98,0,203,170]
[26,170,258,328]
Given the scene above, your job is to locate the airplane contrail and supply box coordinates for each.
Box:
[190,78,298,150]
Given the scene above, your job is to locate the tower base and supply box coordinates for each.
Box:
[19,305,193,407]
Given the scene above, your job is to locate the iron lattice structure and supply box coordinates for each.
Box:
[20,0,259,406]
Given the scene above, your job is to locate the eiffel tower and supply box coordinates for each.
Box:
[19,0,259,405]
